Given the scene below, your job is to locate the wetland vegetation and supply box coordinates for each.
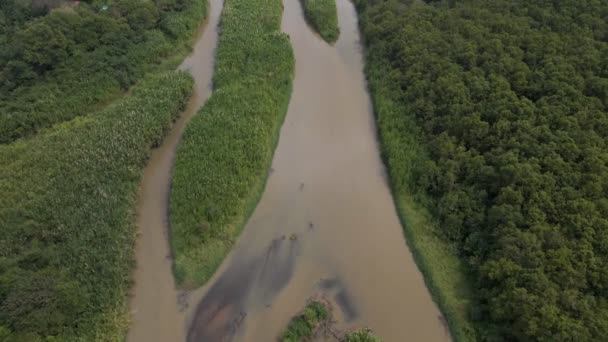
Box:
[0,72,193,341]
[300,0,339,43]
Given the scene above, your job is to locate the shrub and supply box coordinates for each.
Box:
[280,301,329,342]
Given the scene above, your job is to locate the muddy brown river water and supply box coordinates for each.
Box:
[184,0,451,341]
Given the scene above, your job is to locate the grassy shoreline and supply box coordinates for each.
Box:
[368,84,478,341]
[394,196,478,341]
[0,72,194,341]
[352,1,479,341]
[169,0,295,288]
[300,0,340,43]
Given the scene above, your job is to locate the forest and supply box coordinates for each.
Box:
[355,0,608,340]
[0,0,204,143]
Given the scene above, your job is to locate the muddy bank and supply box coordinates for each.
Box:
[186,0,451,341]
[126,1,222,341]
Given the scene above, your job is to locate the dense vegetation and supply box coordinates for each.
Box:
[0,0,205,143]
[280,300,329,342]
[169,0,294,287]
[301,0,339,43]
[0,72,193,341]
[355,0,608,340]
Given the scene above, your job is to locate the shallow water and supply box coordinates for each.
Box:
[186,0,451,341]
[126,1,223,341]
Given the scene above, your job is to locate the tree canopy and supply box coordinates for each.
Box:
[355,0,608,340]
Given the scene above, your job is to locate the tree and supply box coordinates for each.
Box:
[17,21,68,71]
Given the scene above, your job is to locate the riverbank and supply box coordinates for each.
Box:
[169,0,295,288]
[352,1,478,341]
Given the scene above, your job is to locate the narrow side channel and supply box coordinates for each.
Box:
[126,1,222,341]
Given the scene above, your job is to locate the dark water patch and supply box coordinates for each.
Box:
[188,236,299,341]
[187,258,257,341]
[319,277,340,290]
[335,288,357,322]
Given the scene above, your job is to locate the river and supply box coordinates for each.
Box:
[126,1,222,341]
[185,0,451,341]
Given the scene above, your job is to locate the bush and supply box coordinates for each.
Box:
[280,301,329,342]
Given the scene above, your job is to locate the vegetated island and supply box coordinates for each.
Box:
[169,0,295,288]
[280,299,382,342]
[301,0,340,43]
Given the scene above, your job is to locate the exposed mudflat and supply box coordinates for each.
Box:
[126,1,223,341]
[186,0,451,341]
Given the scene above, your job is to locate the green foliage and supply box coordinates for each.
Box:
[355,0,608,340]
[0,0,206,143]
[280,301,329,342]
[169,0,294,287]
[17,21,68,69]
[0,72,194,340]
[343,328,382,342]
[301,0,339,43]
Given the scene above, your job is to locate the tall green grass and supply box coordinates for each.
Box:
[169,0,294,288]
[301,0,340,43]
[0,72,193,341]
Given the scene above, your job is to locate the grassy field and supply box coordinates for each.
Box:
[301,0,340,43]
[0,72,193,341]
[280,301,329,342]
[169,0,295,287]
[0,0,206,144]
